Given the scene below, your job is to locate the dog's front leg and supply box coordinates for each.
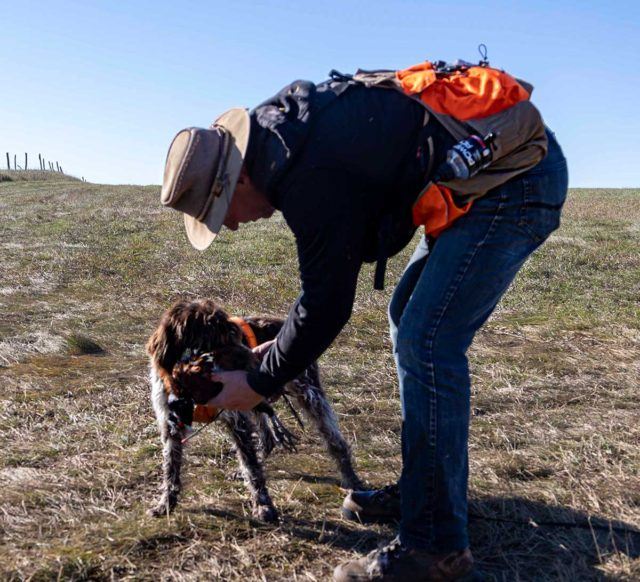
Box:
[149,426,184,517]
[222,412,278,523]
[290,365,364,490]
[148,371,184,517]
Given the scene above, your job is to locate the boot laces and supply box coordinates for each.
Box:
[368,537,407,574]
[381,538,404,557]
[371,483,400,501]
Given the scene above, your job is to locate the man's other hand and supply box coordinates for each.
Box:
[208,370,263,411]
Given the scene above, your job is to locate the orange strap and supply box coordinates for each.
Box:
[397,61,530,121]
[413,183,472,238]
[193,404,219,423]
[228,316,259,349]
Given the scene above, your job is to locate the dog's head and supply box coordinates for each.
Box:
[146,299,245,390]
[147,300,257,433]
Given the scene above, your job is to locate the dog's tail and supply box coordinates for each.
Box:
[255,402,299,453]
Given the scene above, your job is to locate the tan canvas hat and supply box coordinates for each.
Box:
[160,108,250,250]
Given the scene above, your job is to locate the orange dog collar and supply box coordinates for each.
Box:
[229,316,259,349]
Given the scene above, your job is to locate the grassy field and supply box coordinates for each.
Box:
[0,170,638,581]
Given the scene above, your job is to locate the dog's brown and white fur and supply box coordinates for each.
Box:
[146,299,363,522]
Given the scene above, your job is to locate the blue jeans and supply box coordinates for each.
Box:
[389,129,568,552]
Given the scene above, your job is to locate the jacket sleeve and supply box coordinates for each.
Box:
[246,168,368,397]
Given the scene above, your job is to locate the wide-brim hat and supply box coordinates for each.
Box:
[160,108,250,250]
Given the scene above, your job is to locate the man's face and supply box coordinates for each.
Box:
[223,171,275,231]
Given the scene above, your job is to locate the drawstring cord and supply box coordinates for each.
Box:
[181,409,224,444]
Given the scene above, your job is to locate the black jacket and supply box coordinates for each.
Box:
[245,78,454,397]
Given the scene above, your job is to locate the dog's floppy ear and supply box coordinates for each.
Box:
[146,316,179,374]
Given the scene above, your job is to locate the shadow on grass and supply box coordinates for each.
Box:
[194,507,386,552]
[194,494,639,580]
[468,496,639,580]
[279,470,344,487]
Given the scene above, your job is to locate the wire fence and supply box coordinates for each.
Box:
[4,151,86,181]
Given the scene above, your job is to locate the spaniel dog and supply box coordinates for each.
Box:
[146,299,363,522]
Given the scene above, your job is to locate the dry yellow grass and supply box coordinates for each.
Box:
[0,178,638,581]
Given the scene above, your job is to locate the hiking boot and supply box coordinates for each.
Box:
[342,484,401,524]
[333,537,475,582]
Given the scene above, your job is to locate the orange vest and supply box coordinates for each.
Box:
[396,61,532,238]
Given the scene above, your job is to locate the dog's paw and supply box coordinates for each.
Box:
[147,499,175,518]
[254,504,279,523]
[148,505,168,518]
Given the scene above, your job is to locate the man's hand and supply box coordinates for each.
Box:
[252,339,276,360]
[208,370,263,411]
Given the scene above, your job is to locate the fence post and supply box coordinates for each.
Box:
[56,162,59,172]
[25,153,28,171]
[6,152,9,170]
[14,155,17,170]
[59,166,63,174]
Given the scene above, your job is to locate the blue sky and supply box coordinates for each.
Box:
[2,0,639,186]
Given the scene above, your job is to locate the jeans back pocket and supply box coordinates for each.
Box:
[519,162,569,243]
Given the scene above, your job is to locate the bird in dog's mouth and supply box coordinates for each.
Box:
[168,346,298,451]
